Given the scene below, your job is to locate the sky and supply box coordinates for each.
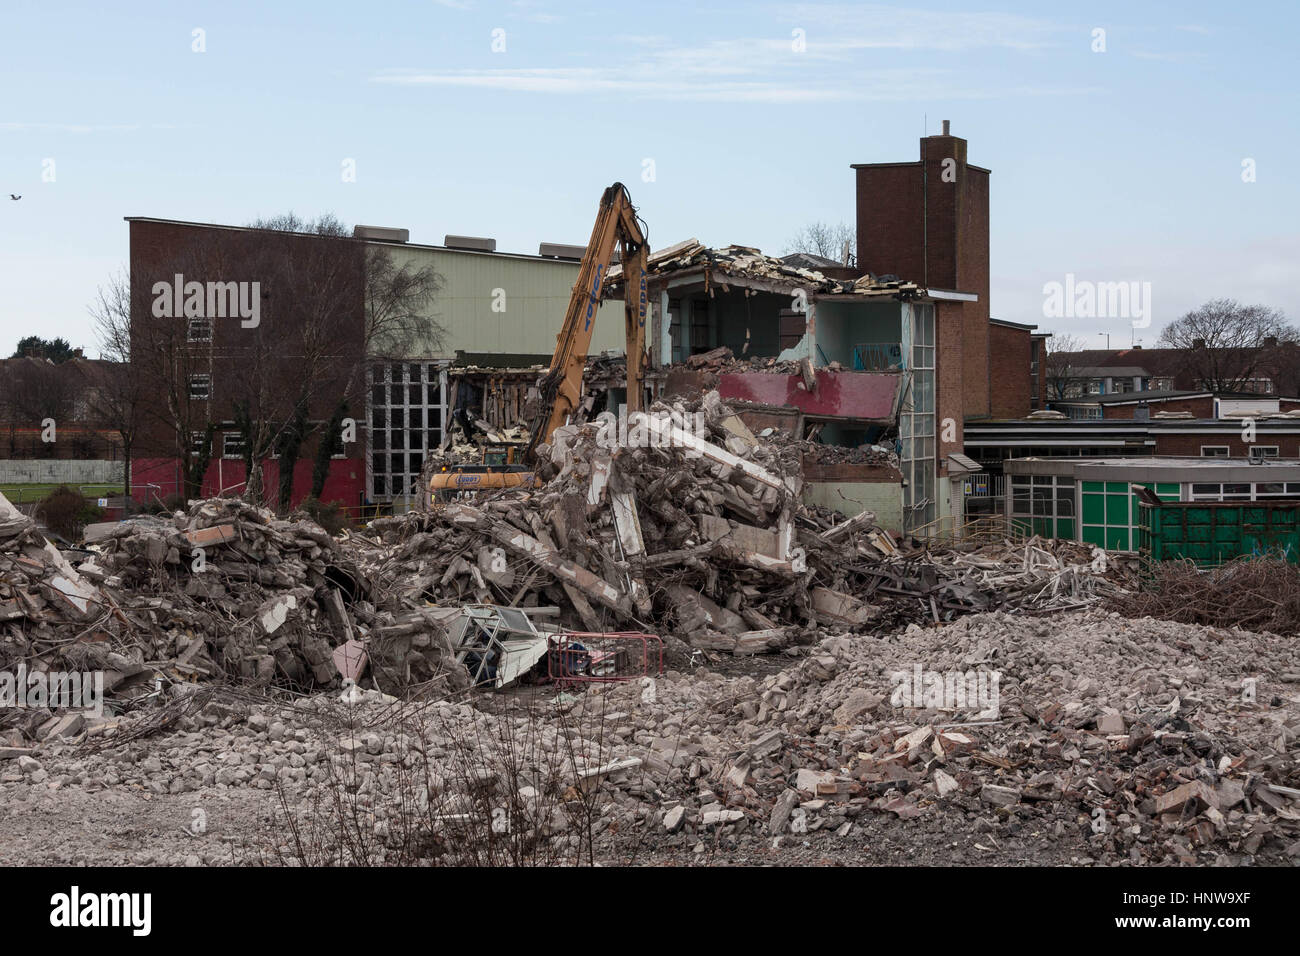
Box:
[2,0,1297,357]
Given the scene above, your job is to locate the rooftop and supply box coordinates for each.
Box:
[607,239,977,302]
[124,216,593,266]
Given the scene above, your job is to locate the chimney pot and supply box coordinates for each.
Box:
[942,119,950,135]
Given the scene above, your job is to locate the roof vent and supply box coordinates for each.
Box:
[538,242,586,260]
[445,235,496,253]
[353,225,409,242]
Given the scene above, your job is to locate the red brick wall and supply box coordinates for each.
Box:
[129,219,365,460]
[855,163,923,281]
[957,163,991,418]
[937,302,964,461]
[855,132,991,421]
[989,324,1032,418]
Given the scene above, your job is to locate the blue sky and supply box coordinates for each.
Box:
[2,0,1297,355]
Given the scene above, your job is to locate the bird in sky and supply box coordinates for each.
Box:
[8,194,20,200]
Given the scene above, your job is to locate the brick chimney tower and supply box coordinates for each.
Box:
[851,121,992,417]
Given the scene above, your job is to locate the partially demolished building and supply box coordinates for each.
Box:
[123,122,1039,534]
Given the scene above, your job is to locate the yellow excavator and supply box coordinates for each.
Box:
[430,183,649,505]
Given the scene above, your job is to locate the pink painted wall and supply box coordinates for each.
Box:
[132,456,366,513]
[717,370,902,421]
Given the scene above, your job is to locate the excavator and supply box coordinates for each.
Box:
[429,183,649,504]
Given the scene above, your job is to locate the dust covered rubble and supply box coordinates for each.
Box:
[0,493,469,749]
[7,609,1297,865]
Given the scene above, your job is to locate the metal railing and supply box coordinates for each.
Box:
[906,513,1019,545]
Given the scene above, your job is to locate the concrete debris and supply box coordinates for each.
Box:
[365,392,1124,664]
[5,606,1295,867]
[0,493,468,748]
[606,240,921,299]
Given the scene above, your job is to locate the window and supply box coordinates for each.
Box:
[190,431,208,457]
[222,431,246,459]
[189,373,211,401]
[1192,480,1300,502]
[1200,446,1229,458]
[1010,474,1076,540]
[901,303,936,533]
[187,316,213,342]
[1249,445,1279,460]
[1029,340,1040,409]
[367,362,447,504]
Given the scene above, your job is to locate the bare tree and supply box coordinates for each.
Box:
[785,221,856,264]
[1042,333,1085,400]
[0,359,77,425]
[1157,299,1297,393]
[231,214,444,508]
[89,270,148,506]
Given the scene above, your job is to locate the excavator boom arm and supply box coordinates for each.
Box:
[524,183,647,461]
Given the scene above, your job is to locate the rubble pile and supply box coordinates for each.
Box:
[362,394,829,656]
[360,393,1126,663]
[799,442,898,467]
[607,240,922,299]
[67,498,368,691]
[0,492,124,738]
[860,538,1131,623]
[0,492,467,741]
[8,608,1294,866]
[709,609,1300,862]
[384,608,1294,863]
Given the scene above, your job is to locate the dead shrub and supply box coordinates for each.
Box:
[1110,556,1300,634]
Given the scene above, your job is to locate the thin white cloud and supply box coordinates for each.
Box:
[0,123,192,133]
[371,4,1089,104]
[510,0,560,23]
[780,3,1067,51]
[1129,49,1205,62]
[373,66,1097,103]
